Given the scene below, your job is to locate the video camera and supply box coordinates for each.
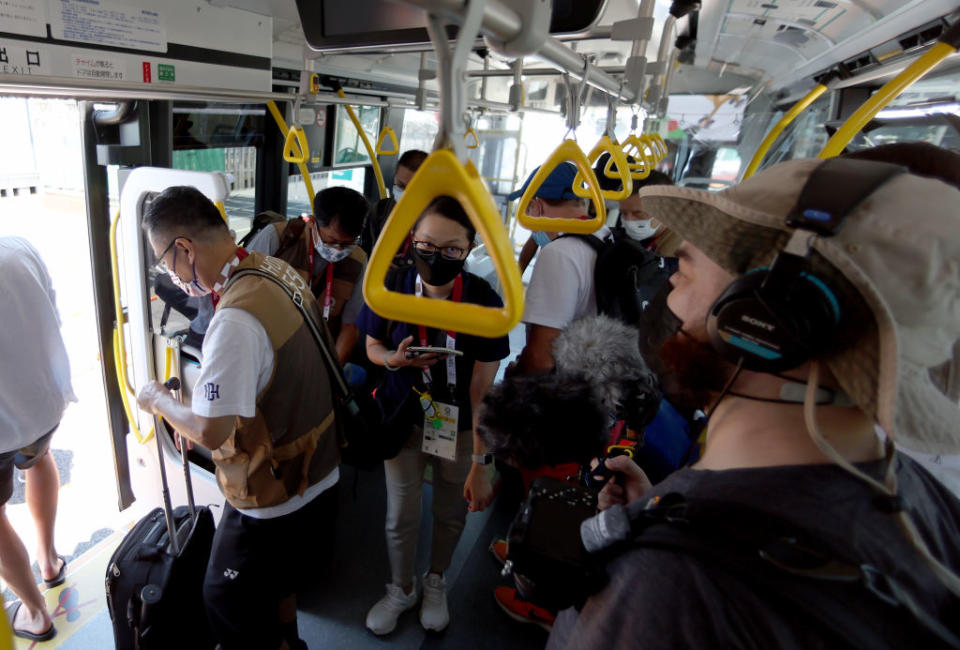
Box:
[477,315,664,610]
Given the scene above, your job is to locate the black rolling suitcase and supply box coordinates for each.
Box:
[105,378,217,649]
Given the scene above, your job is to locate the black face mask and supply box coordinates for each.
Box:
[413,248,466,286]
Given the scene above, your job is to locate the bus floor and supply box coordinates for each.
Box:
[33,460,549,649]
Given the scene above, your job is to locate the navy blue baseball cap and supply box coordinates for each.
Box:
[507,162,580,201]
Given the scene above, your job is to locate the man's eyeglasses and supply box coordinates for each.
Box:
[312,227,359,251]
[154,236,189,273]
[411,240,469,261]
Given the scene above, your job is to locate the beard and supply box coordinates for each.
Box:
[654,330,738,413]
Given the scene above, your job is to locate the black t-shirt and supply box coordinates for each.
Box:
[355,267,510,430]
[548,455,960,650]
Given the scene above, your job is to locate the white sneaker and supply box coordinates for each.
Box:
[366,582,418,635]
[420,572,449,632]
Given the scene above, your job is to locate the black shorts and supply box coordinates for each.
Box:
[0,426,57,506]
[203,482,339,650]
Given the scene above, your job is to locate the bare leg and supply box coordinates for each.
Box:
[0,506,52,635]
[24,452,61,581]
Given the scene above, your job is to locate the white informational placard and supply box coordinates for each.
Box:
[0,41,52,76]
[0,1,48,38]
[71,51,127,81]
[49,0,167,53]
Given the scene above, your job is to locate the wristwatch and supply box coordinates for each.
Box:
[471,453,494,465]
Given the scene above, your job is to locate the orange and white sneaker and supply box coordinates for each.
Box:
[493,586,556,632]
[489,538,508,566]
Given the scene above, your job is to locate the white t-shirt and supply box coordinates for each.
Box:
[0,237,76,453]
[247,225,364,325]
[523,227,610,331]
[193,306,338,518]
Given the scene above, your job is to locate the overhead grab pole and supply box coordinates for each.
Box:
[645,14,678,112]
[404,0,635,103]
[613,0,656,101]
[364,0,525,338]
[426,0,486,159]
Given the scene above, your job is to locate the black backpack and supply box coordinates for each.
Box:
[563,233,677,326]
[237,210,286,248]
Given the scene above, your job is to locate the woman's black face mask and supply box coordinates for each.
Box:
[413,248,466,286]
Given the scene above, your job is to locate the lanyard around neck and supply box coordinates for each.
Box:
[211,247,248,308]
[414,273,463,391]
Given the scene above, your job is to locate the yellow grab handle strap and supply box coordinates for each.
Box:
[376,126,399,155]
[464,128,480,149]
[819,40,957,159]
[651,134,668,158]
[644,134,663,159]
[363,150,523,338]
[623,135,653,180]
[266,101,315,213]
[517,140,606,235]
[572,136,633,202]
[283,126,309,164]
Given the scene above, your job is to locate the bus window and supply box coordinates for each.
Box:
[287,168,368,216]
[170,104,264,241]
[333,104,380,165]
[399,109,439,154]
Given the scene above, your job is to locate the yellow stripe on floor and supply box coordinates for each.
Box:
[14,528,127,649]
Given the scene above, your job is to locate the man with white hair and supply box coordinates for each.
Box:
[547,155,960,649]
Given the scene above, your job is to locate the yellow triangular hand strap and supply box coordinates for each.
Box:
[517,140,606,235]
[362,149,523,338]
[283,126,309,164]
[572,135,633,201]
[376,127,399,155]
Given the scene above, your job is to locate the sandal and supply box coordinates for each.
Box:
[6,601,56,641]
[42,555,66,588]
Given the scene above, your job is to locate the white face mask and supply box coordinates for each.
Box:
[623,218,660,242]
[166,246,210,297]
[313,227,354,263]
[168,264,210,297]
[317,243,352,263]
[393,185,405,201]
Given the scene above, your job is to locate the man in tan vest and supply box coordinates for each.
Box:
[136,186,340,650]
[247,186,369,365]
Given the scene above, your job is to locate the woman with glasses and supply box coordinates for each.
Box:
[356,195,509,636]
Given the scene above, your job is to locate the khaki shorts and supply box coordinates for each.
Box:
[0,426,57,506]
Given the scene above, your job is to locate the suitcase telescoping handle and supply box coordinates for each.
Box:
[152,376,195,555]
[165,377,198,520]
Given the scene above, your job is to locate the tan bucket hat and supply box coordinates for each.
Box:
[638,158,960,454]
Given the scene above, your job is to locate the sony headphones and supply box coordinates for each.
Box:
[706,158,906,372]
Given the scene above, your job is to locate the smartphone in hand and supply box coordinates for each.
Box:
[405,346,463,359]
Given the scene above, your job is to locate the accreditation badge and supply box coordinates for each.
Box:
[422,401,459,461]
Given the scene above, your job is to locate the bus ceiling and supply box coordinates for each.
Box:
[0,1,954,114]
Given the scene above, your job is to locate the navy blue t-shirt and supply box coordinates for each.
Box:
[356,267,510,431]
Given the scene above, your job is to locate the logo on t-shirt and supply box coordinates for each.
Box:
[204,382,221,401]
